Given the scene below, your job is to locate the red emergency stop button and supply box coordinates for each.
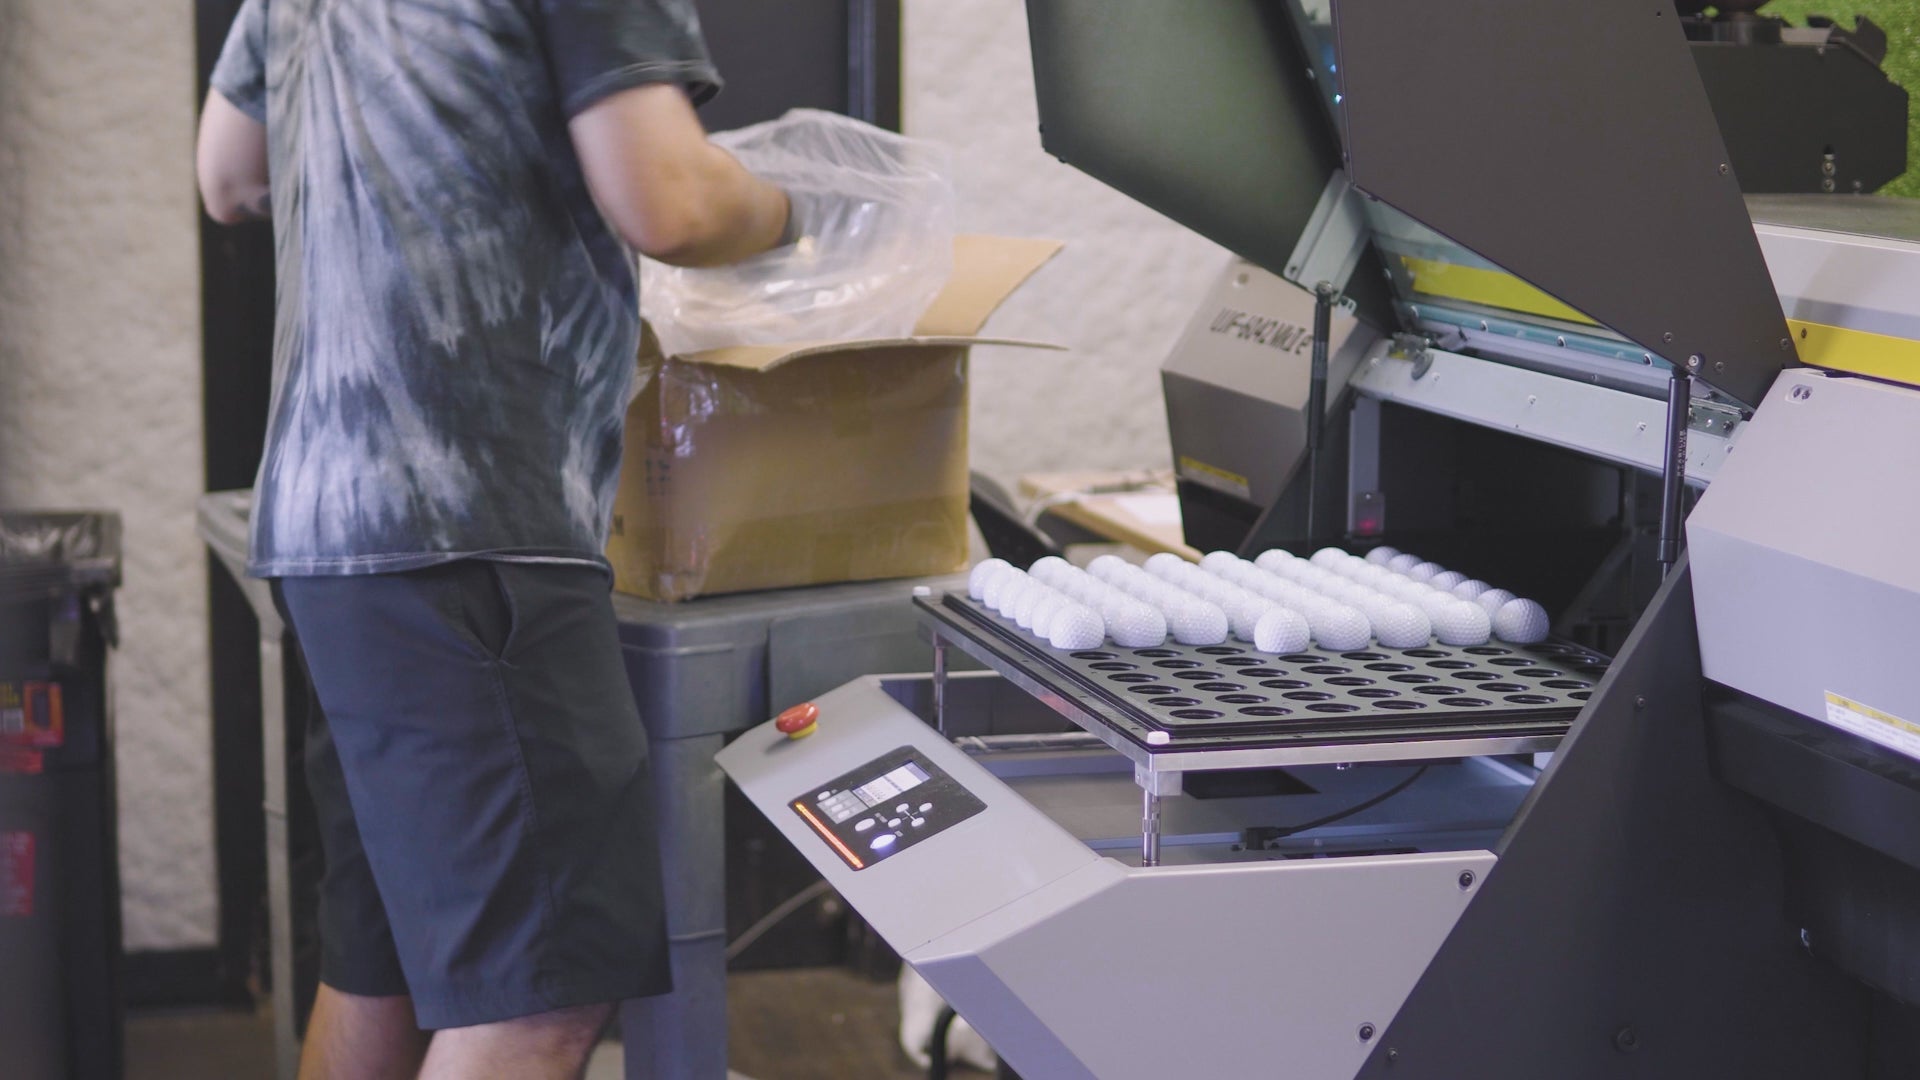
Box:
[775,702,820,739]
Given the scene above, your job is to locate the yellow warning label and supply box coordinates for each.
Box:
[1176,456,1251,500]
[1823,692,1920,760]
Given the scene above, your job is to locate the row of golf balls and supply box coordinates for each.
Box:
[966,545,1549,652]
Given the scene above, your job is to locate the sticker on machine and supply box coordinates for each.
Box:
[1823,692,1920,761]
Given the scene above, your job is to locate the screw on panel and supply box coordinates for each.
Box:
[1635,696,1648,709]
[1686,355,1702,371]
[1615,1027,1641,1053]
[1458,870,1476,890]
[1719,163,1729,175]
[1790,385,1813,402]
[1780,338,1791,351]
[1386,1049,1400,1064]
[1662,331,1675,344]
[1822,178,1837,192]
[1359,1023,1377,1042]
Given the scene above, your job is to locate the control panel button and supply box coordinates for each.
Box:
[887,818,902,829]
[870,833,896,852]
[854,819,875,833]
[919,802,933,813]
[775,702,821,739]
[896,803,910,814]
[910,817,926,828]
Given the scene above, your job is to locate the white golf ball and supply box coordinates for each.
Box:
[1428,570,1468,591]
[1475,588,1517,614]
[1031,591,1070,639]
[1145,552,1189,576]
[968,558,1011,600]
[1028,556,1070,584]
[1388,553,1422,574]
[1012,583,1051,629]
[1048,604,1106,650]
[1254,550,1297,574]
[1104,599,1169,648]
[1310,605,1373,652]
[997,574,1038,616]
[1451,579,1492,601]
[1167,601,1230,646]
[1365,546,1401,565]
[1200,551,1241,575]
[1372,603,1432,649]
[1254,607,1312,654]
[1407,561,1443,583]
[1311,547,1348,567]
[1431,600,1493,646]
[981,568,1020,610]
[1492,598,1550,644]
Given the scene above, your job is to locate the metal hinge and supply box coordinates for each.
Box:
[1688,399,1743,437]
[1391,332,1434,378]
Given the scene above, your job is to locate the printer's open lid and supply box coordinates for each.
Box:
[1333,0,1797,407]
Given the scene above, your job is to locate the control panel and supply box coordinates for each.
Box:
[790,746,986,870]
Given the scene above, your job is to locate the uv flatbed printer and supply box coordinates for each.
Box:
[719,2,1920,1076]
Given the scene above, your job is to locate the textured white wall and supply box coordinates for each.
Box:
[902,0,1231,489]
[0,0,215,949]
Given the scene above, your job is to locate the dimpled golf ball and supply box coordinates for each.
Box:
[1475,588,1516,614]
[1221,592,1273,641]
[997,574,1038,616]
[1492,598,1550,644]
[1104,598,1169,648]
[1365,546,1401,565]
[1406,561,1443,583]
[1311,547,1349,567]
[1386,553,1420,574]
[1028,556,1071,584]
[1310,605,1372,652]
[1428,570,1468,591]
[968,558,1011,600]
[1451,579,1492,601]
[1201,551,1241,576]
[1431,600,1493,646]
[1254,607,1312,654]
[1012,583,1051,629]
[1048,604,1107,650]
[1371,603,1432,649]
[1167,600,1230,646]
[981,567,1020,610]
[1254,549,1297,573]
[1031,592,1070,639]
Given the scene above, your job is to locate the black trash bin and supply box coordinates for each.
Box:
[0,512,124,1080]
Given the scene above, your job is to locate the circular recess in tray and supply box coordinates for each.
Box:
[1488,657,1532,667]
[1441,697,1493,708]
[1464,646,1510,656]
[1110,672,1157,683]
[1351,688,1401,699]
[1406,648,1450,659]
[1427,660,1473,670]
[1377,700,1427,711]
[1219,694,1268,705]
[1282,654,1328,664]
[1531,644,1574,655]
[1303,664,1352,675]
[1072,651,1117,661]
[1514,667,1559,677]
[1171,670,1225,681]
[1480,682,1529,693]
[1506,694,1556,705]
[1343,651,1390,662]
[1126,684,1180,696]
[1089,661,1137,671]
[1151,697,1203,708]
[1308,702,1361,714]
[1239,706,1293,717]
[1283,690,1335,702]
[1416,685,1461,696]
[1194,682,1247,693]
[1326,676,1374,687]
[1197,646,1244,655]
[1240,667,1288,678]
[1134,648,1180,658]
[1390,673,1439,684]
[1570,691,1592,700]
[1577,663,1611,675]
[1261,679,1311,690]
[1543,678,1590,690]
[1153,659,1204,669]
[1171,708,1225,721]
[1366,662,1415,672]
[1450,670,1501,682]
[1218,657,1265,668]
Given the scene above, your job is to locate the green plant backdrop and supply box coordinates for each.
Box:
[1760,1,1919,196]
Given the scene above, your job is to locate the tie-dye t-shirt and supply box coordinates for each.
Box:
[210,0,720,577]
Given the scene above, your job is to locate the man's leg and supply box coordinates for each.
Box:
[419,1002,614,1080]
[298,985,430,1080]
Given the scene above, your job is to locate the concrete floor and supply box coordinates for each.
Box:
[125,969,937,1080]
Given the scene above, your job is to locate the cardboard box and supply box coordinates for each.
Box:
[608,235,1061,601]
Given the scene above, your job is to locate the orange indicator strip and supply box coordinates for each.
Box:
[793,802,865,870]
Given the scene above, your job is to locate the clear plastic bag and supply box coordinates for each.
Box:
[640,109,956,356]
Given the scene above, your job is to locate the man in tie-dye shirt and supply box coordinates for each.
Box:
[197,1,793,1073]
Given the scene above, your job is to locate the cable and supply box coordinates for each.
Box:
[724,879,835,963]
[1246,764,1432,848]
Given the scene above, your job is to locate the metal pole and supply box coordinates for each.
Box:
[1658,366,1691,574]
[1141,787,1162,867]
[1305,282,1336,544]
[931,635,948,737]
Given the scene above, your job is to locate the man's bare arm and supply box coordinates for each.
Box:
[196,92,270,225]
[567,83,790,267]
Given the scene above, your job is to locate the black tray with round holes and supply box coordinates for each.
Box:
[922,593,1609,754]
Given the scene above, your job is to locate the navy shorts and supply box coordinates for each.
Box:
[273,559,670,1029]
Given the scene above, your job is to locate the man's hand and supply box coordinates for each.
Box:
[196,92,270,225]
[568,83,790,267]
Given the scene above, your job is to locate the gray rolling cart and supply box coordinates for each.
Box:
[198,490,965,1079]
